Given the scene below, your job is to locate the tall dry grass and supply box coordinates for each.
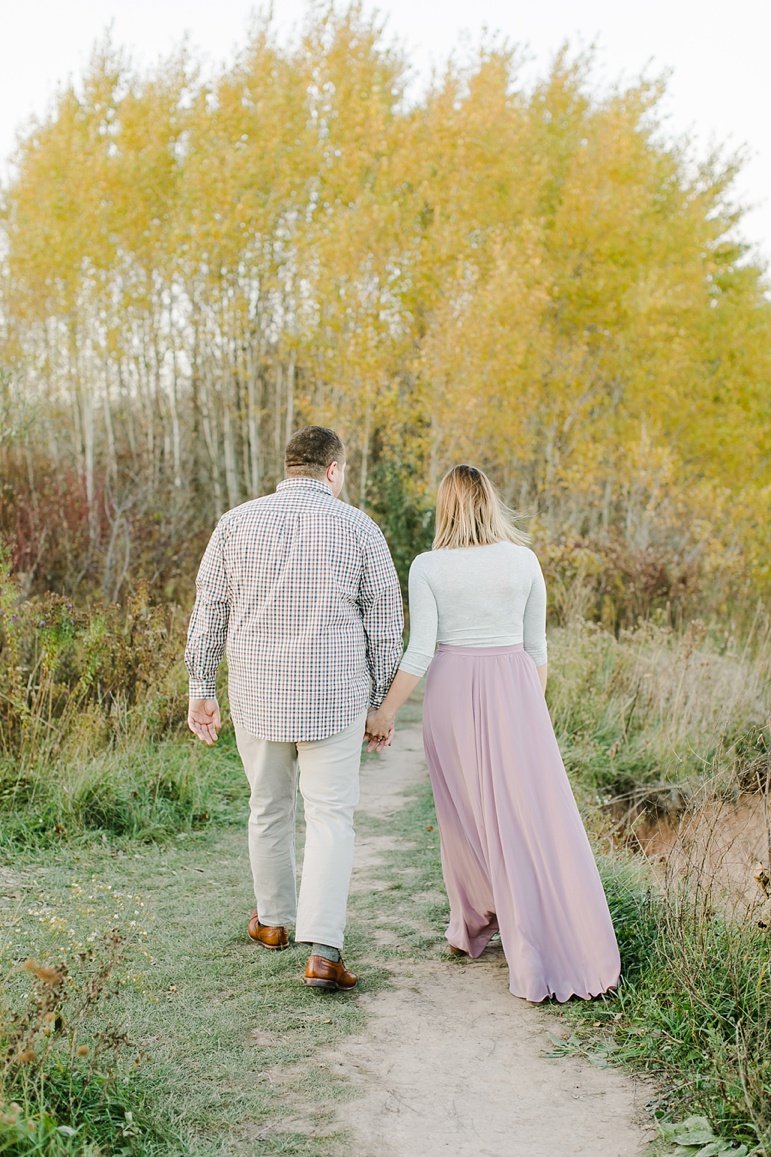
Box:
[548,616,771,820]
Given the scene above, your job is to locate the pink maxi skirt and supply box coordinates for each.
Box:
[423,643,621,1003]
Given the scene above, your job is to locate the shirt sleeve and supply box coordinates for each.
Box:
[522,551,548,667]
[399,556,439,677]
[185,520,230,699]
[357,527,404,708]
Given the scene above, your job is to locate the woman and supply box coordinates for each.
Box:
[367,465,620,1002]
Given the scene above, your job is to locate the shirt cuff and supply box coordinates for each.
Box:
[398,652,432,677]
[189,680,217,699]
[369,687,388,710]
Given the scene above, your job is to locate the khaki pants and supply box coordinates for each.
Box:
[234,713,366,950]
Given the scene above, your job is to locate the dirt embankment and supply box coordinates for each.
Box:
[636,792,771,916]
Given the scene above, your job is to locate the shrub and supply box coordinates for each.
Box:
[540,534,687,632]
[0,551,235,846]
[0,553,186,765]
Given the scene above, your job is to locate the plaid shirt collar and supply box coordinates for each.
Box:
[276,477,333,497]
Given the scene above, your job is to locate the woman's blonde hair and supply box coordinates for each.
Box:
[433,464,530,550]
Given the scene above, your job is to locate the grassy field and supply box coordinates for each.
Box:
[0,702,451,1156]
[1,620,770,1154]
[1,741,384,1154]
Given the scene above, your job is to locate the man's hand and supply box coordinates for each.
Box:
[188,698,222,745]
[364,706,395,753]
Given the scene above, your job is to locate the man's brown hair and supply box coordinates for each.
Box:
[284,426,345,479]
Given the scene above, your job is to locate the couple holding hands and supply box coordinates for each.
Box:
[186,425,620,1001]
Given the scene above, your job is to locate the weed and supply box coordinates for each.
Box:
[0,931,174,1154]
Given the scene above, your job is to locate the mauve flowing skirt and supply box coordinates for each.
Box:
[423,643,621,1003]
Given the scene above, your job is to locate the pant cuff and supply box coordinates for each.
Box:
[295,930,344,950]
[256,912,297,926]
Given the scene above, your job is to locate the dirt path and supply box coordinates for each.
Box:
[330,722,656,1157]
[5,722,656,1155]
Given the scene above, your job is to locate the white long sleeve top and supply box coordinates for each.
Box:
[398,542,548,677]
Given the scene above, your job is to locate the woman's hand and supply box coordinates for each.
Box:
[363,672,422,752]
[364,706,395,753]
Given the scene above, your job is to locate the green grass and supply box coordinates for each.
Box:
[553,854,771,1156]
[1,732,439,1156]
[0,707,248,856]
[1,739,215,852]
[3,619,771,1154]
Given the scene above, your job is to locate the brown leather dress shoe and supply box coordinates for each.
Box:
[448,944,468,956]
[303,954,357,991]
[247,911,289,951]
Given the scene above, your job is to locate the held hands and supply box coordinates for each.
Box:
[364,706,395,753]
[363,673,420,753]
[188,698,222,745]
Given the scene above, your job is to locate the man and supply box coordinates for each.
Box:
[185,425,403,990]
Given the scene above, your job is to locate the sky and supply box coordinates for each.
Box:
[0,0,769,264]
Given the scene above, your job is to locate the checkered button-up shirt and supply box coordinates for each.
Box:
[185,477,404,742]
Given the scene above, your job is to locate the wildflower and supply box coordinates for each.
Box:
[76,1044,89,1057]
[14,1050,36,1064]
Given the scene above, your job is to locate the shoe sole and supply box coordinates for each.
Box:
[248,937,290,951]
[303,977,356,991]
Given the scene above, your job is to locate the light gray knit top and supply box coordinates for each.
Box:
[398,542,548,677]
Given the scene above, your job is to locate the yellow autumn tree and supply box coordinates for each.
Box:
[0,5,768,615]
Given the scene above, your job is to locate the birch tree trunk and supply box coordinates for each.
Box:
[102,361,117,486]
[223,381,240,510]
[246,350,261,497]
[284,353,295,447]
[359,403,371,510]
[274,362,283,479]
[80,377,96,541]
[169,346,183,489]
[200,364,224,514]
